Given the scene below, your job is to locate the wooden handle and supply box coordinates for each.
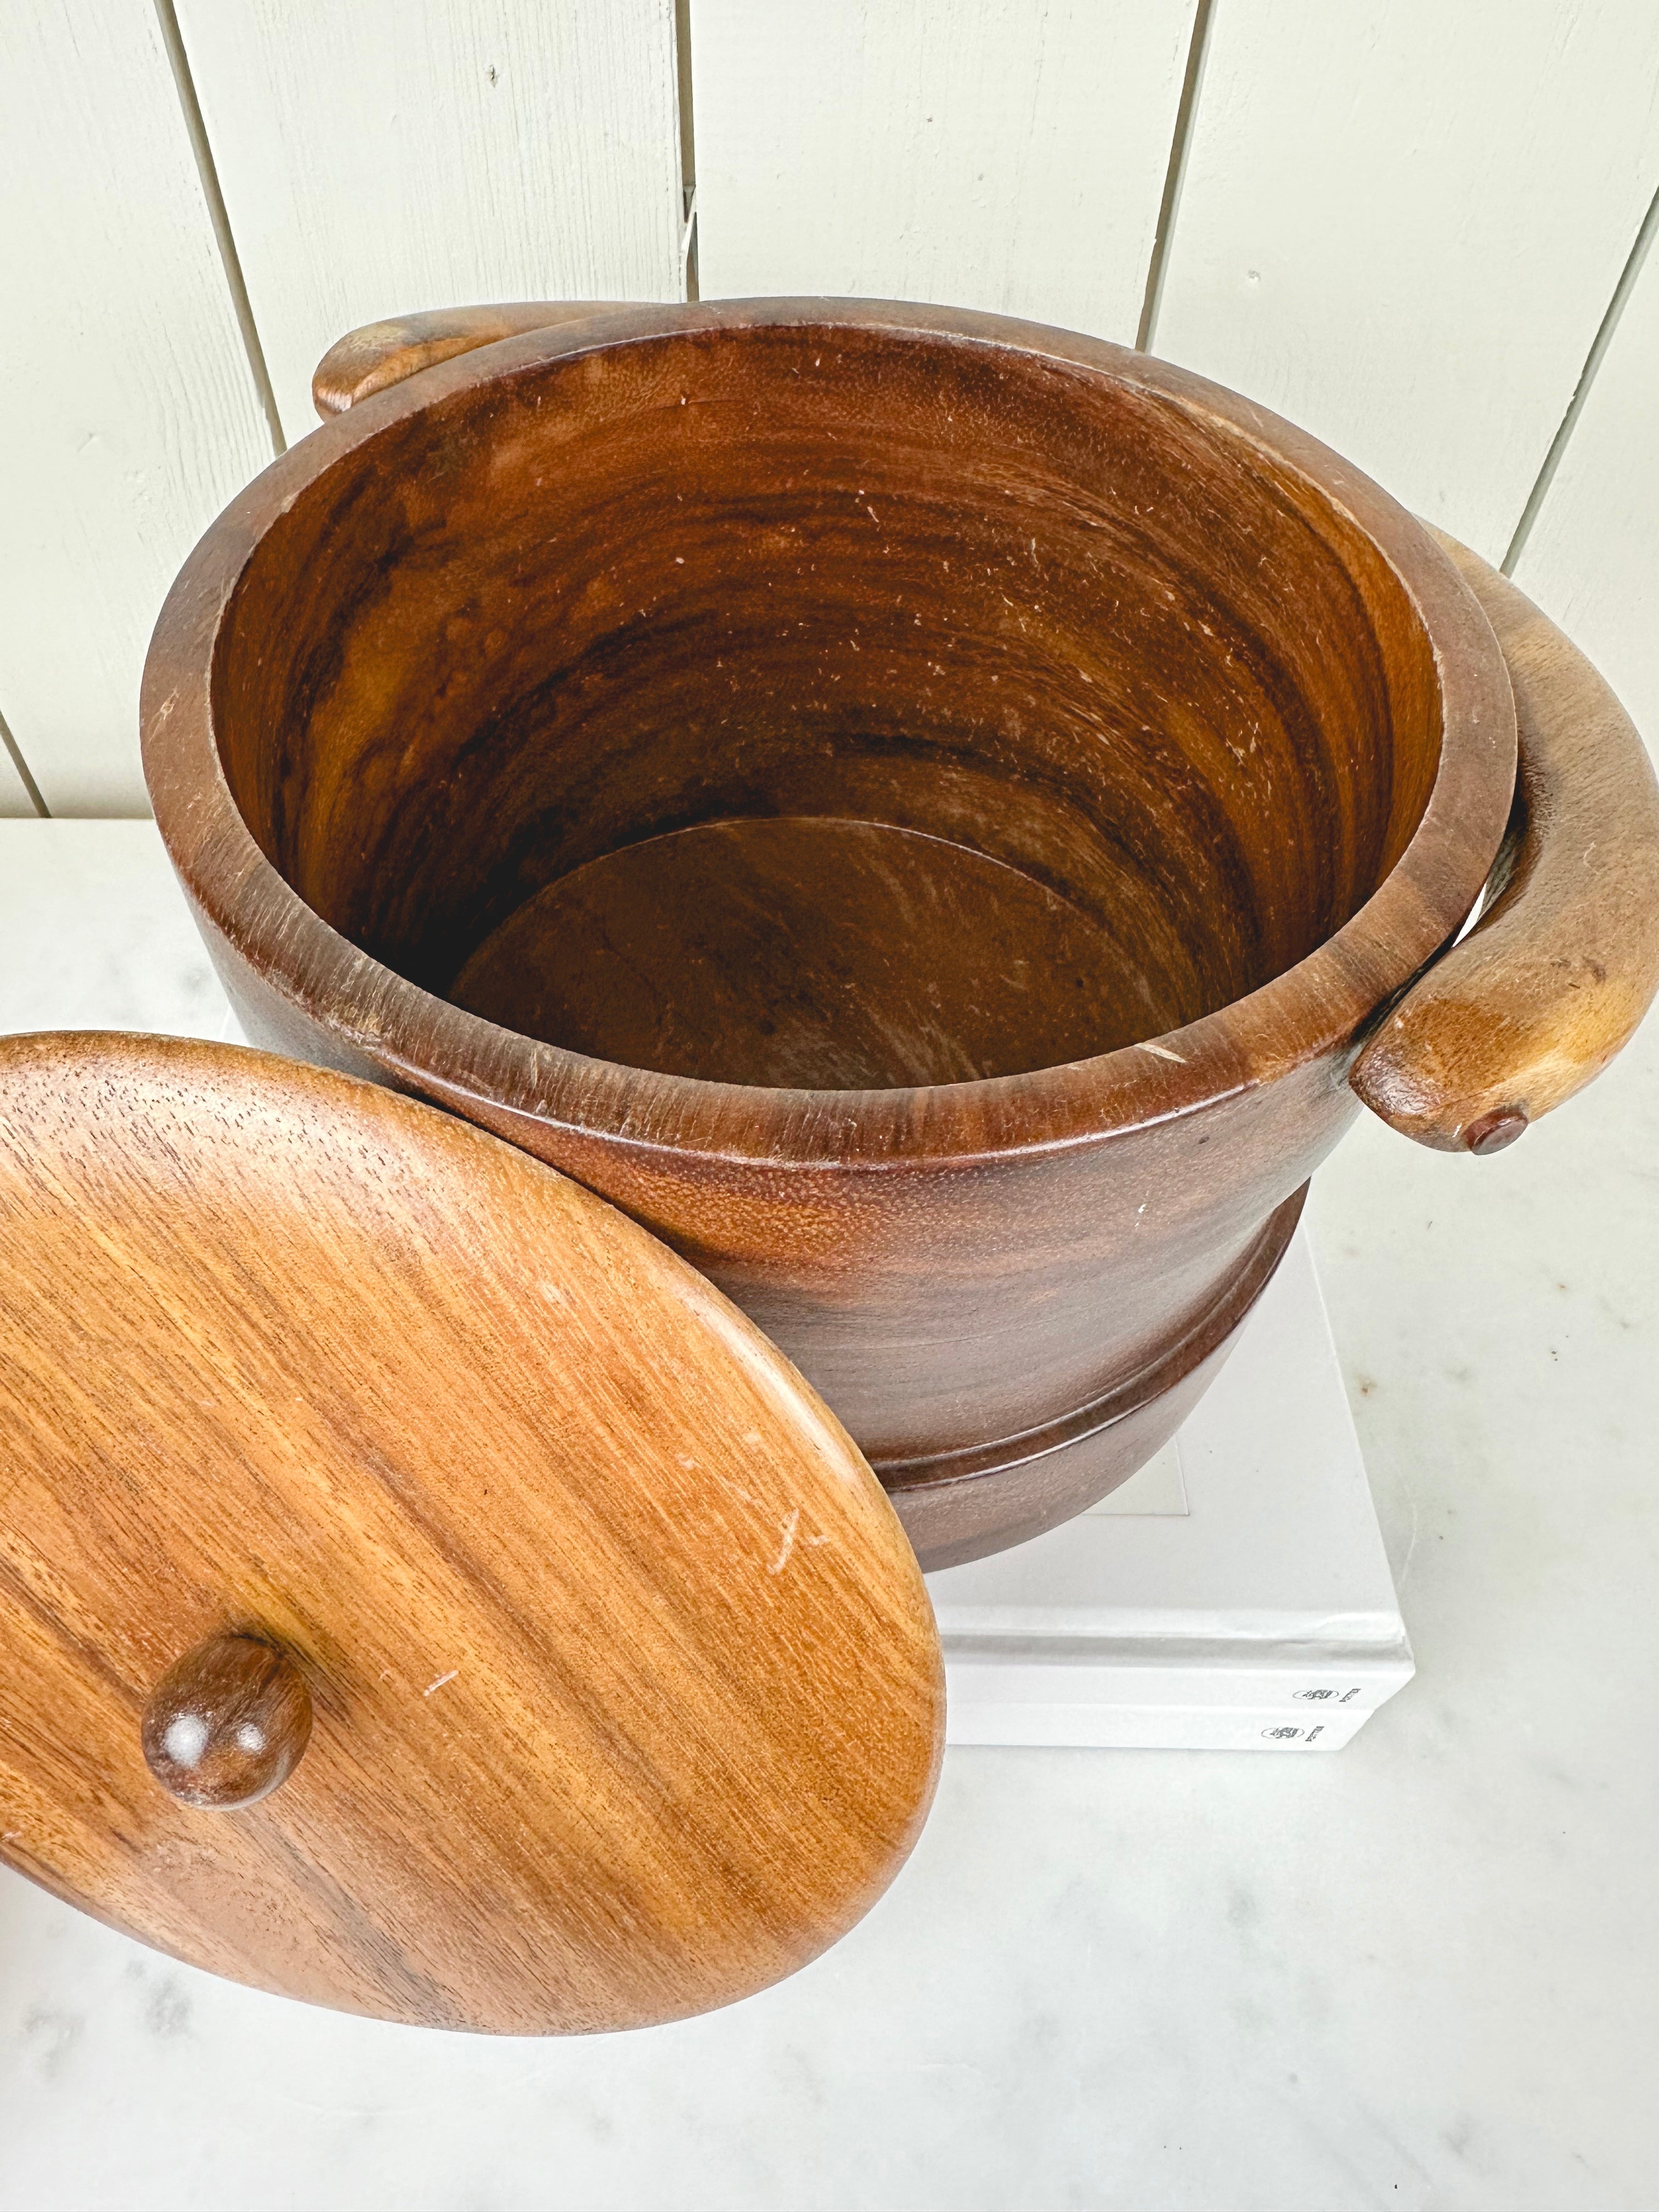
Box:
[312,301,645,417]
[1351,533,1659,1152]
[140,1633,313,1809]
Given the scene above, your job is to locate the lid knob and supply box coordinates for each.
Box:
[140,1633,313,1810]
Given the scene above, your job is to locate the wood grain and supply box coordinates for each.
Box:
[451,816,1201,1089]
[691,0,1198,341]
[0,0,273,812]
[1155,0,1659,559]
[144,301,1520,1564]
[0,1032,943,2033]
[313,302,634,417]
[172,0,686,442]
[1350,534,1659,1149]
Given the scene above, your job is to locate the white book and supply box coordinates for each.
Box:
[930,1233,1414,1750]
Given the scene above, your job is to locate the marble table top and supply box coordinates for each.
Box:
[1,820,1655,2212]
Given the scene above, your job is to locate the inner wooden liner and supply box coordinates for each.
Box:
[212,323,1443,1090]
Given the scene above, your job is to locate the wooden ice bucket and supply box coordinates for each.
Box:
[144,300,1659,1568]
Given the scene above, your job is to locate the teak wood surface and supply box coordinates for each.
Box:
[145,300,1658,1565]
[1352,533,1659,1145]
[0,1033,943,2033]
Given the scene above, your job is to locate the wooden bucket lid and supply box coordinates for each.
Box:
[0,1034,943,2032]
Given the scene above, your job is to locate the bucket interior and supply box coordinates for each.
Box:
[211,322,1444,1090]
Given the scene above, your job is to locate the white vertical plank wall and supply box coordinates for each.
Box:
[0,0,275,815]
[1154,0,1659,563]
[0,2,1654,814]
[691,0,1199,343]
[173,0,687,445]
[1513,225,1659,763]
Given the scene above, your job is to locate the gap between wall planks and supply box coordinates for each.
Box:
[0,0,273,816]
[171,0,687,447]
[1504,180,1659,578]
[152,0,286,458]
[690,0,1200,341]
[1152,0,1659,565]
[1513,193,1659,771]
[0,708,47,819]
[1135,0,1216,354]
[0,0,686,814]
[675,0,699,298]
